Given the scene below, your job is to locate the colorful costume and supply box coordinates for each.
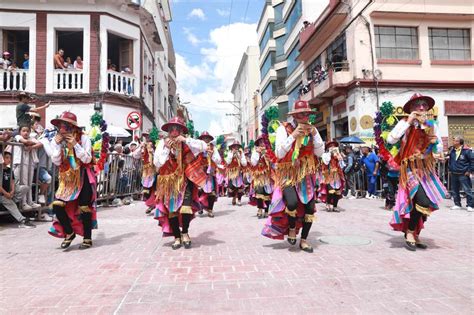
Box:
[225,141,247,206]
[133,141,157,214]
[153,117,208,249]
[387,93,447,250]
[197,132,222,217]
[48,112,97,249]
[250,136,274,218]
[262,100,324,253]
[320,141,345,212]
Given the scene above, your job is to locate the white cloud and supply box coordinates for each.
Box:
[182,27,201,46]
[188,8,206,20]
[216,9,230,17]
[175,53,210,89]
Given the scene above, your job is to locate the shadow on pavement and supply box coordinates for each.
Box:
[93,231,138,247]
[162,231,225,249]
[380,232,441,249]
[212,209,236,217]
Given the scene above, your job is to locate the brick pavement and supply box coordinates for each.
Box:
[0,196,473,314]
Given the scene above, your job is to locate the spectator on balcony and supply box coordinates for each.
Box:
[22,53,29,70]
[54,49,66,69]
[65,57,74,69]
[16,92,50,128]
[0,151,35,228]
[7,62,18,71]
[331,53,343,72]
[0,51,12,70]
[107,59,112,70]
[74,56,83,70]
[110,64,118,72]
[13,125,41,210]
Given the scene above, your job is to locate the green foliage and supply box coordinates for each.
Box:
[380,101,394,117]
[216,135,225,145]
[90,112,103,127]
[186,120,195,136]
[149,126,159,143]
[194,131,200,139]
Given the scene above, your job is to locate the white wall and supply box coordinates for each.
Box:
[102,104,137,130]
[45,104,95,130]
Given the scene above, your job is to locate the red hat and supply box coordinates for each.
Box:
[403,93,435,113]
[161,116,188,133]
[199,131,214,142]
[3,51,10,56]
[287,100,314,116]
[229,140,242,149]
[255,135,265,146]
[325,140,339,150]
[51,111,80,128]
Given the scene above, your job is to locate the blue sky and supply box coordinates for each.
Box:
[169,0,261,136]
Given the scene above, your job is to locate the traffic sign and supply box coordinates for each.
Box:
[127,111,142,130]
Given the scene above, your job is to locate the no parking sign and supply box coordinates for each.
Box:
[127,111,142,130]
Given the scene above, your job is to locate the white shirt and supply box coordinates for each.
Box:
[50,134,92,166]
[13,135,39,165]
[388,119,443,153]
[210,147,222,165]
[153,137,208,169]
[275,122,325,159]
[225,151,247,166]
[250,151,260,166]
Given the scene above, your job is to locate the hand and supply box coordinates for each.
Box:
[54,134,63,144]
[373,171,377,176]
[429,135,438,144]
[465,172,471,177]
[66,135,77,147]
[175,135,186,143]
[291,125,304,138]
[407,111,419,125]
[45,101,51,108]
[4,192,12,199]
[164,139,174,148]
[310,126,317,136]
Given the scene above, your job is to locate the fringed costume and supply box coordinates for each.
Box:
[225,141,247,206]
[251,137,274,219]
[320,142,345,212]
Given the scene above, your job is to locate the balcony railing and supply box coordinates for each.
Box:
[107,70,136,96]
[53,69,84,92]
[299,61,350,101]
[0,69,28,92]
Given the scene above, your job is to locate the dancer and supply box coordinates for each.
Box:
[198,131,222,217]
[225,141,247,206]
[250,136,273,219]
[153,116,207,250]
[388,93,447,251]
[133,138,156,214]
[48,112,97,249]
[321,141,345,212]
[262,100,324,253]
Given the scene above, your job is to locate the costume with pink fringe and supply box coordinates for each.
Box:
[225,141,247,206]
[320,141,345,212]
[133,141,157,212]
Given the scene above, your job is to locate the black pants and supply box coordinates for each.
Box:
[229,181,243,201]
[255,186,270,213]
[54,170,93,239]
[385,176,399,208]
[327,185,341,207]
[408,185,429,231]
[169,180,193,239]
[283,186,315,240]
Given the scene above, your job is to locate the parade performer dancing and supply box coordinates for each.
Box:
[225,141,247,206]
[153,116,208,250]
[198,131,222,218]
[321,141,345,212]
[133,137,156,214]
[387,93,446,251]
[262,100,324,253]
[251,136,273,219]
[48,112,97,249]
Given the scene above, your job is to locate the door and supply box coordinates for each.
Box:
[119,39,133,72]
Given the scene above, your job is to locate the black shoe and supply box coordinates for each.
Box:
[18,219,36,229]
[61,233,76,249]
[182,234,192,249]
[416,242,428,249]
[287,229,297,245]
[145,207,153,214]
[299,242,314,253]
[171,238,182,250]
[405,241,417,251]
[79,239,93,249]
[198,210,203,215]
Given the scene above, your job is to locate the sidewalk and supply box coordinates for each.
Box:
[0,196,472,314]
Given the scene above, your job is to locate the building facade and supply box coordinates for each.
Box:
[298,0,474,147]
[257,0,326,137]
[231,46,260,145]
[0,0,177,135]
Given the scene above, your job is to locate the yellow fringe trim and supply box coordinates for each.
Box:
[227,167,240,180]
[275,155,317,188]
[180,205,193,214]
[142,163,155,178]
[304,214,316,223]
[415,204,432,216]
[285,208,297,217]
[169,211,179,218]
[79,205,91,213]
[399,153,435,189]
[155,168,185,202]
[52,200,66,207]
[256,194,270,201]
[56,167,81,200]
[142,189,150,194]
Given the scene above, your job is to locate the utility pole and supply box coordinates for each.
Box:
[218,100,242,143]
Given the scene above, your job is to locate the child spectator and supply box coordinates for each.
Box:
[73,56,83,70]
[13,125,41,210]
[0,151,35,228]
[65,57,74,69]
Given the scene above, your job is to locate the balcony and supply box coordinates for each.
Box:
[106,70,137,97]
[0,69,28,92]
[53,69,84,93]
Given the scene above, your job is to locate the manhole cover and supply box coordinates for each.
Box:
[318,236,372,246]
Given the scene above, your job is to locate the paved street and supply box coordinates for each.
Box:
[0,196,473,314]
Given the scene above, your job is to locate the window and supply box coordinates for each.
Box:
[259,23,273,53]
[285,0,302,33]
[374,26,418,60]
[274,3,284,25]
[275,34,286,56]
[286,42,300,75]
[429,28,470,60]
[287,84,300,109]
[260,52,275,78]
[261,81,276,105]
[108,32,133,72]
[278,101,289,121]
[276,68,287,93]
[307,55,322,78]
[326,33,347,66]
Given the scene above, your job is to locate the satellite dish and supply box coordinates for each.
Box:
[374,69,382,80]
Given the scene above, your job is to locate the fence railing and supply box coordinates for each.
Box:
[0,141,143,218]
[107,70,136,96]
[53,69,84,92]
[0,69,28,92]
